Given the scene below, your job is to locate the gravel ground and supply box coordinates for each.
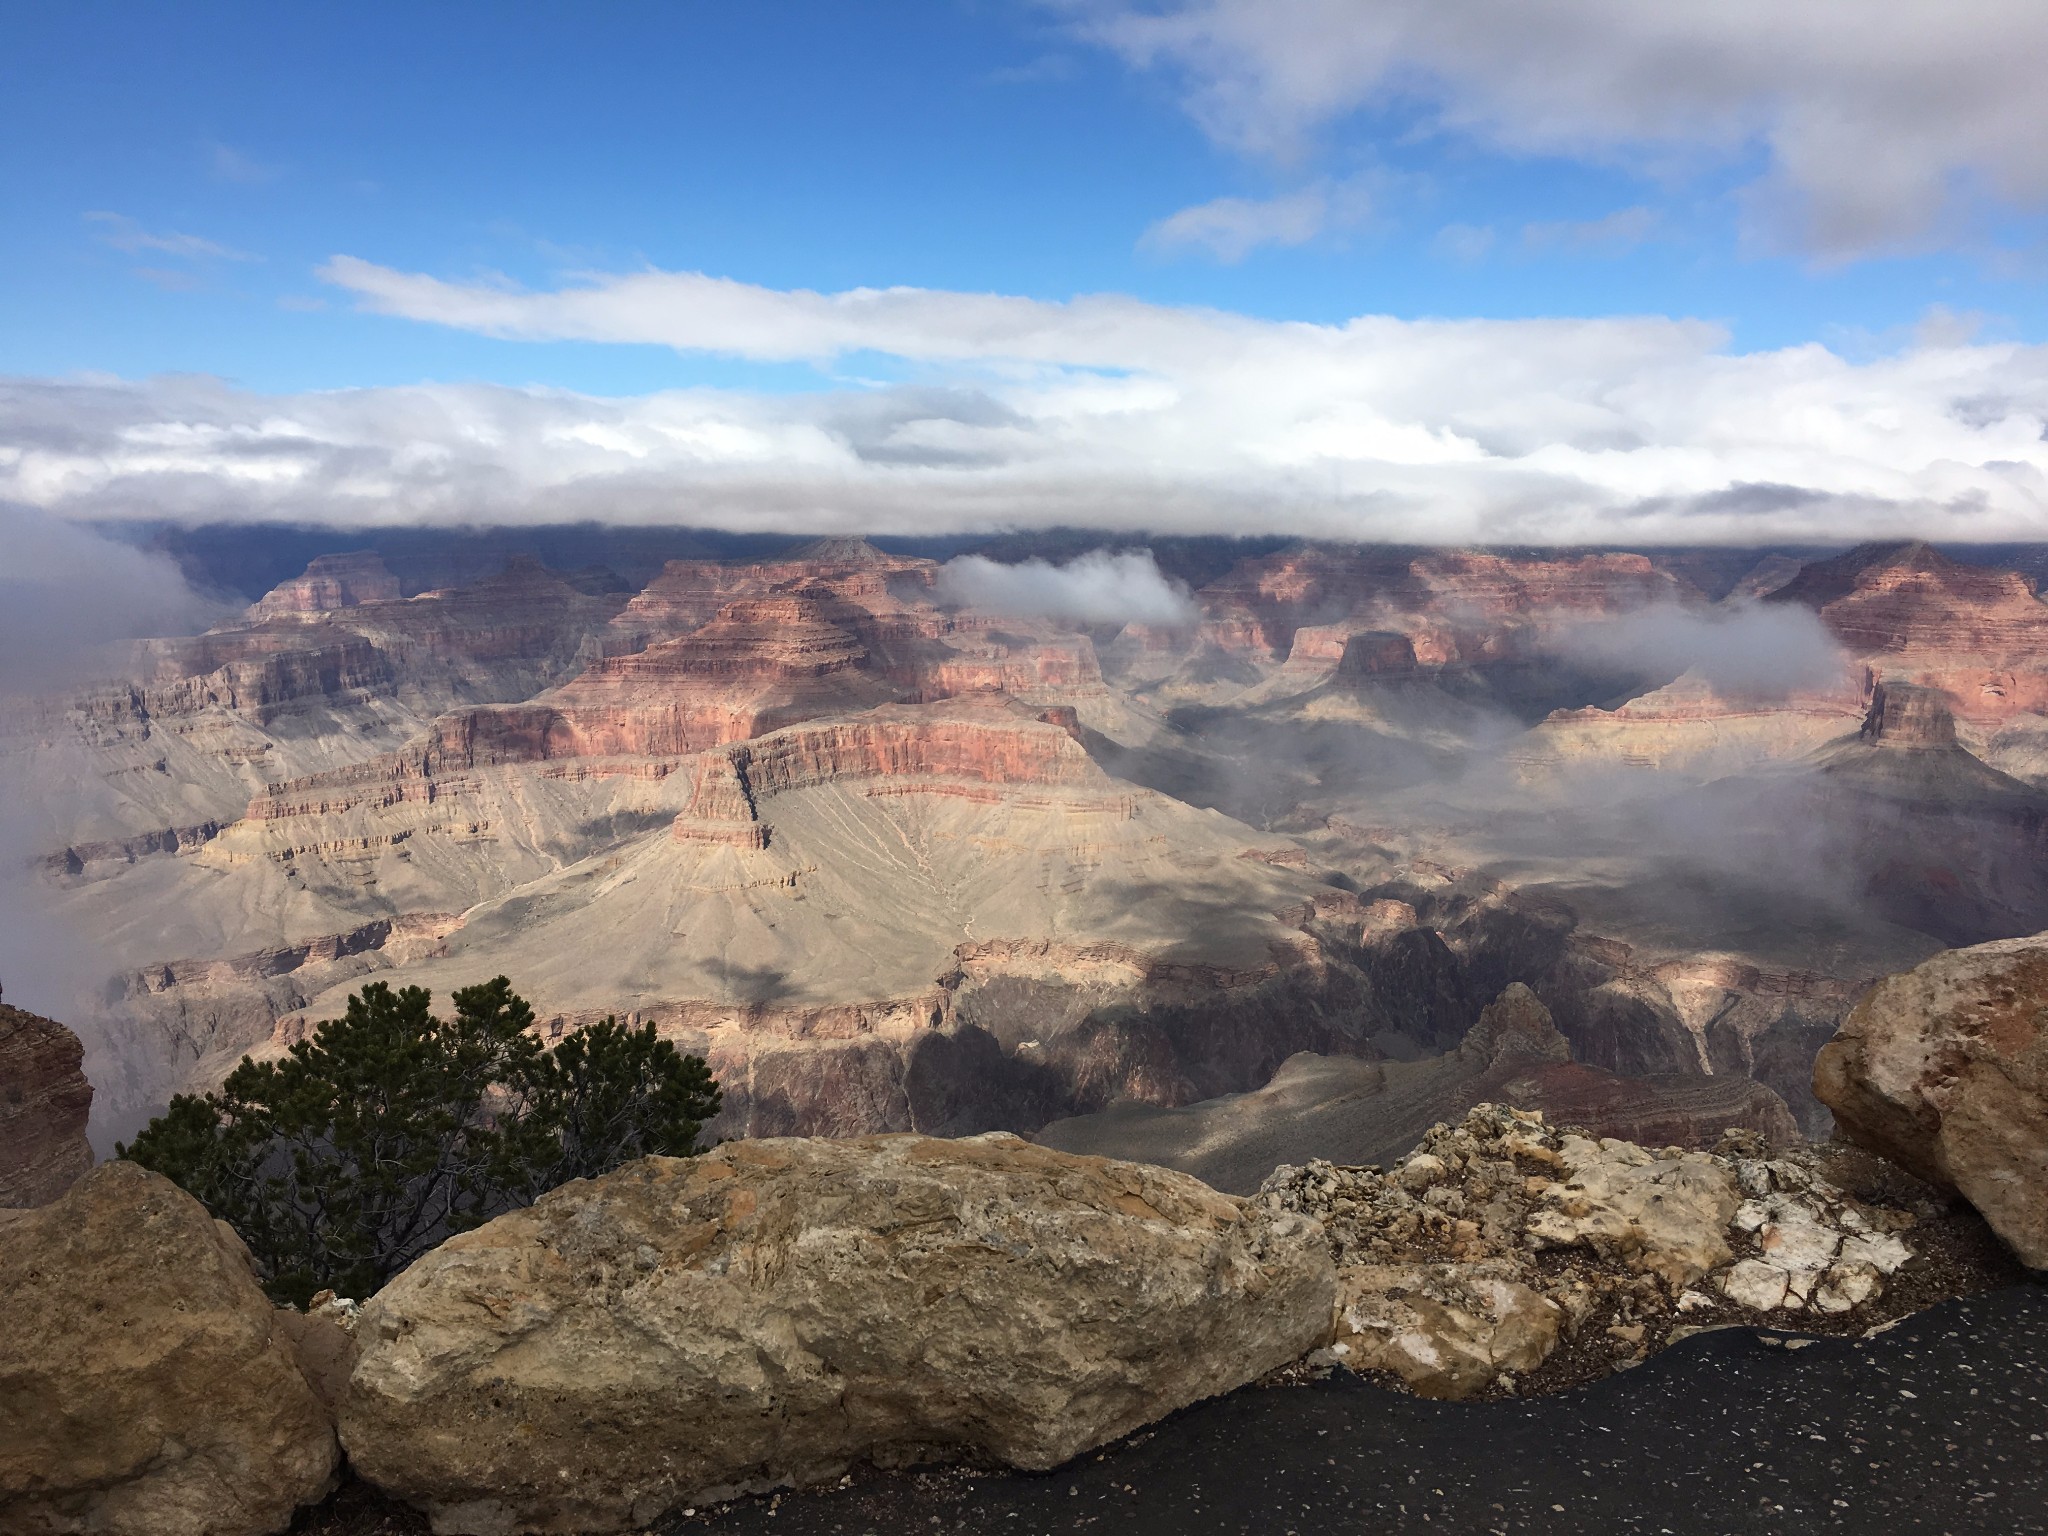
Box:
[300,1282,2048,1536]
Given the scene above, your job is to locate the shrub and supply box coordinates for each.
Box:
[120,977,720,1305]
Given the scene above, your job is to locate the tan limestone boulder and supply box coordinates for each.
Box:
[339,1133,1335,1534]
[1815,935,2048,1267]
[1331,1261,1562,1399]
[0,1161,339,1536]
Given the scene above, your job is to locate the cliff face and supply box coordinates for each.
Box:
[0,1005,94,1207]
[249,550,402,618]
[1035,982,1798,1193]
[1194,547,1687,664]
[1772,541,2048,721]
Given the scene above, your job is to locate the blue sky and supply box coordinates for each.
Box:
[3,1,2047,543]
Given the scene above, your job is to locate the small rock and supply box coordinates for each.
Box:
[1722,1258,1791,1311]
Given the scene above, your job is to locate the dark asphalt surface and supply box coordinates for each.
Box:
[665,1284,2048,1536]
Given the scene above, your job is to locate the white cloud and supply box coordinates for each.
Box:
[1431,222,1495,265]
[936,551,1199,624]
[5,265,2048,544]
[208,142,278,184]
[84,212,256,263]
[1523,205,1660,255]
[1140,179,1370,261]
[1064,0,2048,259]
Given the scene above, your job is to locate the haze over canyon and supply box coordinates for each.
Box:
[9,523,2047,1176]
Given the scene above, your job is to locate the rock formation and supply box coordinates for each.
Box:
[23,533,2048,1161]
[249,551,402,619]
[1036,983,1799,1192]
[1815,933,2048,1268]
[1770,541,2048,723]
[0,1161,338,1536]
[338,1134,1333,1533]
[0,1004,94,1207]
[1263,1105,1916,1399]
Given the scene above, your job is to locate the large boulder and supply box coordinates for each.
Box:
[0,1161,339,1536]
[1815,935,2048,1267]
[340,1133,1334,1534]
[0,1004,94,1207]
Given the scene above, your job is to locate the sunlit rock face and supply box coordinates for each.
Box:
[1260,1104,1920,1401]
[16,534,2048,1154]
[1816,933,2048,1268]
[1770,540,2048,722]
[337,1134,1334,1533]
[249,550,402,619]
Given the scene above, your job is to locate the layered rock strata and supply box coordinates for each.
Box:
[249,551,401,619]
[1815,933,2048,1268]
[0,1004,94,1206]
[0,1161,338,1536]
[338,1134,1333,1533]
[1770,541,2048,722]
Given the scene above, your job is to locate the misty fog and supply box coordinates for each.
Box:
[1543,600,1852,700]
[936,549,1200,626]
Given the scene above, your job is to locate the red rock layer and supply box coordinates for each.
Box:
[249,551,401,618]
[43,819,228,876]
[117,557,630,725]
[1197,547,1690,663]
[0,1005,94,1207]
[668,701,1105,847]
[608,541,935,651]
[127,914,464,996]
[1771,542,2048,721]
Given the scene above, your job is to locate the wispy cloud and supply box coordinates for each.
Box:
[4,263,2045,544]
[937,550,1199,623]
[208,142,279,184]
[84,212,257,263]
[1431,222,1496,264]
[1522,205,1660,255]
[1140,178,1370,262]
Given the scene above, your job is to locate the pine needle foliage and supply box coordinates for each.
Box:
[119,977,719,1305]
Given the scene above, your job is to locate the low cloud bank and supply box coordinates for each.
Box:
[0,504,221,696]
[3,267,2047,543]
[937,550,1199,625]
[1547,600,1850,699]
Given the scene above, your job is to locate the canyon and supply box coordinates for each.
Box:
[10,532,2048,1173]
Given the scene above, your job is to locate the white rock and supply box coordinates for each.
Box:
[1721,1258,1791,1311]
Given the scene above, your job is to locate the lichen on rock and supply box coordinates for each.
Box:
[1260,1104,1919,1400]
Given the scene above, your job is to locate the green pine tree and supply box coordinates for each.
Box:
[120,977,719,1306]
